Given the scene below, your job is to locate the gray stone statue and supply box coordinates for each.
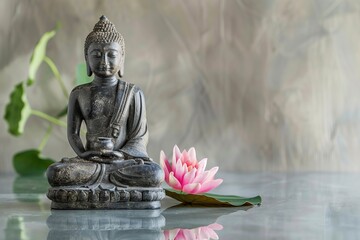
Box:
[46,16,165,209]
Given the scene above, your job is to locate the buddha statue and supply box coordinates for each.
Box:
[46,16,165,209]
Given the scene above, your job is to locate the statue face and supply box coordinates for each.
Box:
[87,42,123,78]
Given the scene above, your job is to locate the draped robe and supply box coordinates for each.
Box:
[112,80,149,159]
[47,79,164,188]
[68,79,149,159]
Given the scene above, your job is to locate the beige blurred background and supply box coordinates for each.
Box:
[1,0,360,174]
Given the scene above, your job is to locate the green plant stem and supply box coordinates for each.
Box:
[31,110,66,127]
[43,56,69,98]
[38,125,53,151]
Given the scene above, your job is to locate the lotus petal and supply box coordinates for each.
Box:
[174,230,186,240]
[204,166,219,182]
[197,179,223,194]
[182,168,196,186]
[160,151,170,181]
[183,183,201,194]
[166,229,180,240]
[188,147,197,165]
[182,229,196,240]
[169,172,182,190]
[202,226,219,240]
[160,151,170,171]
[174,156,186,181]
[193,170,210,184]
[173,145,182,162]
[197,158,207,174]
[208,223,224,231]
[181,150,190,165]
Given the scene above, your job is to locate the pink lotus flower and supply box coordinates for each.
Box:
[160,145,223,194]
[163,223,223,240]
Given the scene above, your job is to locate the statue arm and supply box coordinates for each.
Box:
[119,88,150,159]
[67,89,86,157]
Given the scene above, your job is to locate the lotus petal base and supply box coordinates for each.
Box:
[47,187,165,209]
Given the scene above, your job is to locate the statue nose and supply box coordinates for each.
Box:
[100,54,109,65]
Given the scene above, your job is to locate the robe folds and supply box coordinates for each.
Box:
[47,80,163,188]
[68,79,149,159]
[87,80,149,159]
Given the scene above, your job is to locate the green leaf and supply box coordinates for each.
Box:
[13,149,55,176]
[4,82,32,136]
[76,63,92,85]
[27,29,56,86]
[165,188,262,207]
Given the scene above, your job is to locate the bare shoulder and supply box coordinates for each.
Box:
[70,83,92,97]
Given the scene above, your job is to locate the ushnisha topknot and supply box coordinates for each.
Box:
[84,15,125,57]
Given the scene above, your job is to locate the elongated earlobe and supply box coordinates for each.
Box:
[86,62,93,77]
[118,69,123,78]
[118,63,124,78]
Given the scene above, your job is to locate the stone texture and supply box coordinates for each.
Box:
[47,187,165,209]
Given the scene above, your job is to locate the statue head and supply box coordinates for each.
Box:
[85,16,125,78]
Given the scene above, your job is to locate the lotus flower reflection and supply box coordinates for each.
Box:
[160,146,223,194]
[163,223,223,240]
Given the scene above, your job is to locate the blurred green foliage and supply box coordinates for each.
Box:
[3,24,91,176]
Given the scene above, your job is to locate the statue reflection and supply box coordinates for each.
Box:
[47,210,165,240]
[46,204,252,240]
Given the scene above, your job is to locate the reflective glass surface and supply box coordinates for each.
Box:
[0,172,359,239]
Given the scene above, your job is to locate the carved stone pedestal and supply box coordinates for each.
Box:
[47,187,165,210]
